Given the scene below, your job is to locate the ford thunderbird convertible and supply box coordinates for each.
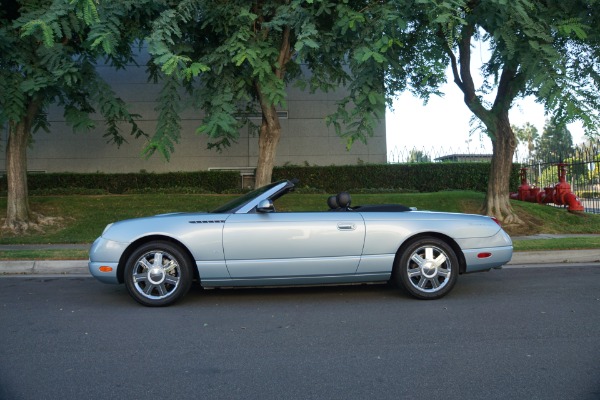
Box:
[89,179,513,306]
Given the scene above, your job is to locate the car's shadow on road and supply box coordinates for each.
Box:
[81,266,515,308]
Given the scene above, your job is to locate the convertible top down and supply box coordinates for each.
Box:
[89,179,513,306]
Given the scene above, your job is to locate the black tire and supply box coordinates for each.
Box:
[394,237,459,300]
[124,241,193,307]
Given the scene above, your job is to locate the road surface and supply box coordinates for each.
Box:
[1,265,599,400]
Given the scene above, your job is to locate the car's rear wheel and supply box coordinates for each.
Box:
[124,241,193,307]
[395,237,458,299]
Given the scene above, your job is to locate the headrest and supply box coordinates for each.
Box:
[327,195,339,209]
[336,191,351,208]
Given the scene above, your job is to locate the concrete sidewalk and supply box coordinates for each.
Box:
[0,249,598,276]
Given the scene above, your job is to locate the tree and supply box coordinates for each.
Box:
[408,149,431,163]
[513,122,539,162]
[537,117,574,162]
[0,0,159,232]
[400,0,600,223]
[145,0,410,187]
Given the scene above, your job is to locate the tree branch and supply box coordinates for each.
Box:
[493,67,524,114]
[437,27,464,91]
[455,22,494,129]
[275,25,291,80]
[457,23,476,102]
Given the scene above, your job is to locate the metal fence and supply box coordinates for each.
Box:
[387,146,493,164]
[387,140,600,214]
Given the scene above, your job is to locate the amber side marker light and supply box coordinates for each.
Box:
[99,266,113,272]
[477,253,492,259]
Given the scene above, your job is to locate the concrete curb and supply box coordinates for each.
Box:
[508,249,600,265]
[0,260,89,276]
[0,249,599,276]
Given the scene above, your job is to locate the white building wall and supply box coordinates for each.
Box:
[1,51,386,174]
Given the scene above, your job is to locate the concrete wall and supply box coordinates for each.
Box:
[0,51,386,174]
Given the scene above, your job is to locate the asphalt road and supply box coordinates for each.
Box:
[1,265,599,400]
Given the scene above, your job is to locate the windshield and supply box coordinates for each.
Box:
[210,181,283,213]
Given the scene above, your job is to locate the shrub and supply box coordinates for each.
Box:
[0,164,521,195]
[0,171,240,195]
[273,163,521,192]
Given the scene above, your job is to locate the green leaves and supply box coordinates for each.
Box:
[143,76,181,160]
[161,54,193,76]
[354,46,386,64]
[88,15,121,55]
[71,0,100,26]
[20,75,51,95]
[556,18,588,40]
[293,20,319,53]
[143,0,415,161]
[1,0,155,145]
[184,62,211,80]
[20,19,54,47]
[0,72,27,124]
[421,0,600,142]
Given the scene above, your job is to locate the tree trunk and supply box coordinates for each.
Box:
[5,120,32,231]
[254,102,282,188]
[484,113,522,224]
[4,102,38,233]
[252,25,291,188]
[443,23,523,225]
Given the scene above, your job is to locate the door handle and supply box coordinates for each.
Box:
[337,223,356,231]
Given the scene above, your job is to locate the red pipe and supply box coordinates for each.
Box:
[564,192,585,213]
[510,163,585,213]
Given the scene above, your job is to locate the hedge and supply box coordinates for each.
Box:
[273,163,521,193]
[0,163,521,195]
[0,171,240,195]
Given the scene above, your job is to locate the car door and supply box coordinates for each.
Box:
[222,212,365,279]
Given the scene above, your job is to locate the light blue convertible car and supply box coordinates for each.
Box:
[89,179,513,306]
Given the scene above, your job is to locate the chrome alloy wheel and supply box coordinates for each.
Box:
[131,250,182,300]
[406,245,452,293]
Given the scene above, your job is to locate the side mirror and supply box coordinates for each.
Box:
[256,199,275,213]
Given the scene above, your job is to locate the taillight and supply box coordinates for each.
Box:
[491,217,501,227]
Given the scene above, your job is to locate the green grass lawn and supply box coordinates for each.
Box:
[512,237,600,252]
[0,249,88,260]
[1,191,599,259]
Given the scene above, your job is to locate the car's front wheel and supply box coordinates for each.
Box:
[124,241,193,307]
[395,237,458,299]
